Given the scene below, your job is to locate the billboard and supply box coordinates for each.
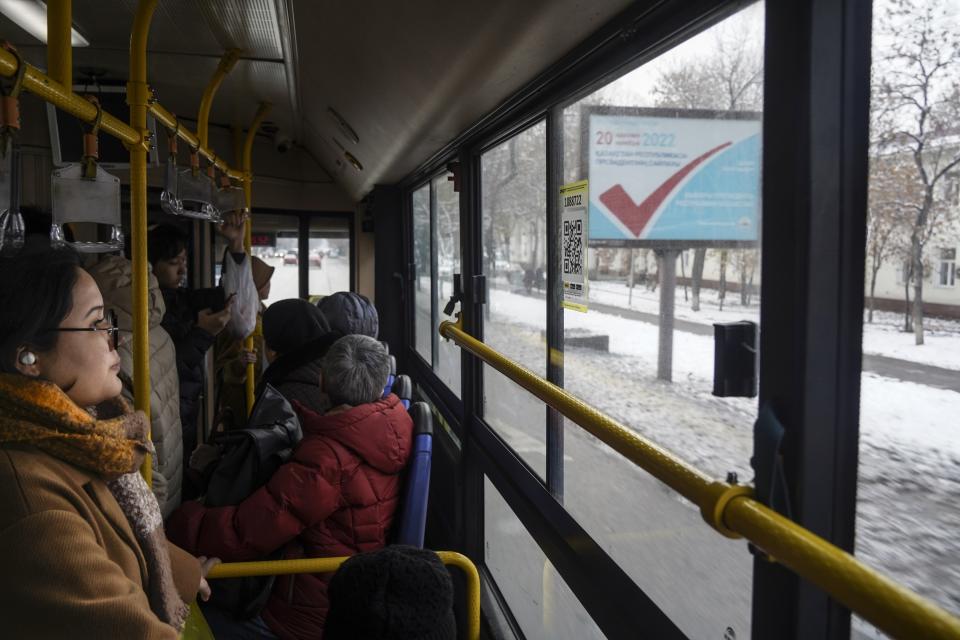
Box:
[585,108,761,245]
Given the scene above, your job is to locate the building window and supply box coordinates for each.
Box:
[938,248,956,287]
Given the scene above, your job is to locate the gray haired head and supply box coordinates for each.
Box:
[322,334,390,407]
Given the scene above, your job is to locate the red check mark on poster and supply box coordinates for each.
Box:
[598,141,732,237]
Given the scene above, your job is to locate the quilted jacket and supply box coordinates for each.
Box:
[89,256,184,518]
[167,393,413,640]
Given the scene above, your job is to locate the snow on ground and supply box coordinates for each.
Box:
[589,280,960,371]
[485,285,960,618]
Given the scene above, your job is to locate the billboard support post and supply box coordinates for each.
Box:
[657,249,678,381]
[627,247,635,306]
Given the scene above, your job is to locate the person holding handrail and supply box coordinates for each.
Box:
[0,239,215,638]
[148,211,254,497]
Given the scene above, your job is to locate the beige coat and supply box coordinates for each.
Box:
[89,256,184,517]
[0,445,201,639]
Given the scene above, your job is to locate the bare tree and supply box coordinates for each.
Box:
[652,23,763,312]
[865,154,911,323]
[874,0,960,344]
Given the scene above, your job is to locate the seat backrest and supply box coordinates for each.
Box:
[394,401,433,548]
[382,354,397,398]
[392,374,412,410]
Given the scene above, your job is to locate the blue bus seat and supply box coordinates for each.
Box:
[383,354,397,398]
[392,374,412,409]
[394,401,433,548]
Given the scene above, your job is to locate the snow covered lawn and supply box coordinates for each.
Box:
[588,280,960,370]
[484,286,960,617]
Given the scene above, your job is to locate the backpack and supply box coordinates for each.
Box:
[204,384,303,619]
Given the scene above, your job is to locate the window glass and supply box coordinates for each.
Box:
[558,5,764,637]
[481,122,548,479]
[484,477,604,639]
[215,213,299,306]
[308,218,350,299]
[434,174,462,396]
[857,0,960,632]
[413,184,432,363]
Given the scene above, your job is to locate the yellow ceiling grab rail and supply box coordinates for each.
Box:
[128,0,158,486]
[438,315,960,640]
[241,101,271,416]
[207,551,481,640]
[197,48,242,150]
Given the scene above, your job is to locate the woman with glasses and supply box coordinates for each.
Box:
[0,239,214,639]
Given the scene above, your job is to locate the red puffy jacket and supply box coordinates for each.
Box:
[167,394,413,640]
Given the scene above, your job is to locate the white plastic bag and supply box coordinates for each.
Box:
[220,251,258,339]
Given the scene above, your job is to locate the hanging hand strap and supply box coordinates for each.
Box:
[0,42,26,158]
[81,95,103,180]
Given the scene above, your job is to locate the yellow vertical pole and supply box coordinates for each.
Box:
[46,0,72,88]
[129,0,158,485]
[241,102,271,415]
[197,49,242,149]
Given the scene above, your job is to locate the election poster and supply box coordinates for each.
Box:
[585,108,761,245]
[560,180,589,313]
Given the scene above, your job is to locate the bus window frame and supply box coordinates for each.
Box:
[397,0,872,638]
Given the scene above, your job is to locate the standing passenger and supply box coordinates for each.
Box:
[89,255,185,518]
[215,255,275,431]
[0,241,213,638]
[148,217,245,494]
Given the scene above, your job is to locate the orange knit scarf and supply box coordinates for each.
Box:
[0,373,144,477]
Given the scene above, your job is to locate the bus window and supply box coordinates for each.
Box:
[413,184,432,363]
[308,217,350,299]
[434,173,462,396]
[484,477,604,639]
[557,4,764,637]
[216,213,300,306]
[855,0,960,632]
[481,121,548,480]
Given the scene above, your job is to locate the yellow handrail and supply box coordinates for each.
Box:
[241,102,271,415]
[128,0,158,485]
[207,551,481,640]
[197,49,242,150]
[439,316,960,640]
[47,0,72,88]
[148,102,243,180]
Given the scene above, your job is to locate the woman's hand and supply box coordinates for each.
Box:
[238,349,258,365]
[197,555,221,602]
[218,211,248,253]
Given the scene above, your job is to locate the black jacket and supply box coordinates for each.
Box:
[255,334,340,416]
[160,286,225,456]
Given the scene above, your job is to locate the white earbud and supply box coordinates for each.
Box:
[19,352,36,366]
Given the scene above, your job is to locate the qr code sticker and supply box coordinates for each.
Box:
[563,219,584,275]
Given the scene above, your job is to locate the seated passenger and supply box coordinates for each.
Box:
[255,298,339,415]
[88,255,185,518]
[215,256,275,431]
[324,546,457,640]
[167,335,414,640]
[316,291,379,339]
[0,240,213,638]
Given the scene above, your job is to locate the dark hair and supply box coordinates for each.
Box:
[0,237,82,373]
[147,224,189,265]
[20,206,75,242]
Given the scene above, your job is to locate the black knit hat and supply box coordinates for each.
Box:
[262,299,332,355]
[324,546,457,640]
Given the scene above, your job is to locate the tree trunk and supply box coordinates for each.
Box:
[903,269,912,333]
[718,251,728,312]
[691,248,706,311]
[868,261,879,324]
[912,239,924,345]
[739,251,749,306]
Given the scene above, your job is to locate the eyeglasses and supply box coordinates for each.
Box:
[46,309,120,351]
